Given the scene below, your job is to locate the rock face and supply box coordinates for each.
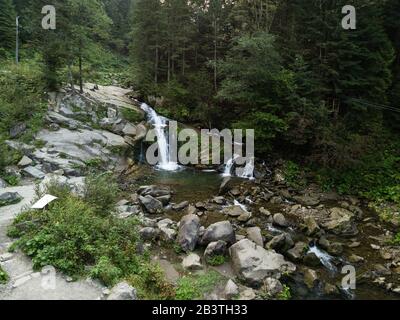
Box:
[246,227,263,247]
[177,214,201,252]
[139,195,163,214]
[201,221,236,246]
[0,178,7,188]
[107,282,137,300]
[229,239,296,287]
[321,207,358,236]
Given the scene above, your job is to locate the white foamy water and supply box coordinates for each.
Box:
[240,157,255,180]
[141,103,180,171]
[222,154,240,177]
[234,199,248,212]
[308,245,337,273]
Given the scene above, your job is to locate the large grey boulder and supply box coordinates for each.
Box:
[107,282,137,300]
[177,214,201,252]
[139,195,163,214]
[229,239,296,287]
[246,227,264,247]
[182,253,202,271]
[0,178,7,188]
[138,185,171,198]
[201,221,236,246]
[321,207,358,236]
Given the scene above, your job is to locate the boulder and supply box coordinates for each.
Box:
[139,195,163,214]
[238,211,252,223]
[0,178,7,188]
[239,288,256,300]
[156,195,171,206]
[303,216,321,236]
[264,278,284,297]
[246,227,263,247]
[286,242,308,262]
[259,207,272,216]
[303,253,322,267]
[158,219,177,242]
[10,123,26,138]
[139,227,160,241]
[294,194,320,206]
[219,177,234,195]
[0,192,22,207]
[204,241,227,260]
[201,221,236,246]
[177,214,201,252]
[107,282,137,300]
[224,280,239,299]
[273,213,288,228]
[303,268,319,289]
[187,205,197,215]
[182,253,202,270]
[222,205,247,217]
[122,123,137,136]
[229,239,296,287]
[321,207,358,236]
[138,185,171,198]
[172,201,189,211]
[266,233,294,253]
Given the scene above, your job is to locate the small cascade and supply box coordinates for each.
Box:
[234,199,248,212]
[222,154,240,177]
[140,103,179,171]
[308,245,337,273]
[240,157,255,180]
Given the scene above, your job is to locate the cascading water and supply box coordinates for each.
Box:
[308,245,337,273]
[140,103,179,171]
[222,154,240,177]
[240,157,255,180]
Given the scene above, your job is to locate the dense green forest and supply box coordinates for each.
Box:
[1,0,399,206]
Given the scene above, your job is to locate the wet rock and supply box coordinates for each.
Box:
[107,282,137,300]
[0,192,22,207]
[318,236,331,251]
[222,205,247,217]
[286,242,308,262]
[177,214,201,252]
[273,213,288,228]
[156,195,171,206]
[303,252,322,267]
[323,283,340,297]
[348,241,361,248]
[212,196,226,205]
[139,195,163,214]
[224,280,239,299]
[17,156,33,168]
[246,227,263,247]
[172,201,189,211]
[182,253,202,270]
[238,211,252,223]
[230,188,241,197]
[266,233,294,253]
[23,166,45,179]
[321,207,358,236]
[259,207,271,216]
[371,244,381,250]
[348,254,365,264]
[373,264,391,276]
[138,185,171,198]
[273,171,285,184]
[139,227,160,241]
[264,278,284,297]
[122,123,137,136]
[326,242,343,256]
[303,268,319,289]
[229,239,296,287]
[204,241,227,260]
[201,221,236,246]
[270,196,283,205]
[219,177,234,195]
[303,216,321,236]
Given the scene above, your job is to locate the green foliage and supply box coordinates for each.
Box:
[391,233,400,246]
[175,271,224,300]
[0,265,8,284]
[121,108,144,123]
[0,0,16,53]
[277,285,292,300]
[206,255,226,266]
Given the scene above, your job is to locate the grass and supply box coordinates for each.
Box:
[175,271,225,300]
[0,266,8,284]
[6,174,172,299]
[206,255,226,266]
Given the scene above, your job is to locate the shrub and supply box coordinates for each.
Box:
[0,266,8,284]
[175,271,224,300]
[206,255,226,266]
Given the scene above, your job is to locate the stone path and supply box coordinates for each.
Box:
[0,185,105,300]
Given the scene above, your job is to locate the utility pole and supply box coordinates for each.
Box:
[16,16,20,65]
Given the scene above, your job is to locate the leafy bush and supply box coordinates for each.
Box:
[206,255,226,266]
[0,266,8,284]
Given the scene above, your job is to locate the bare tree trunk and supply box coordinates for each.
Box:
[213,15,218,92]
[78,42,83,94]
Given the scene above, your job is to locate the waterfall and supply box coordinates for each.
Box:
[140,103,179,171]
[222,154,240,177]
[234,199,248,212]
[240,157,255,180]
[308,245,337,273]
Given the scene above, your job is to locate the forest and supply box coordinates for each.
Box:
[0,0,400,301]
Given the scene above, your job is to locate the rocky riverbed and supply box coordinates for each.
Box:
[1,84,399,300]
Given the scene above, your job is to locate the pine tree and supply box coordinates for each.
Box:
[0,0,16,53]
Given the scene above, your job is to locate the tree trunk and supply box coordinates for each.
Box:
[79,42,83,94]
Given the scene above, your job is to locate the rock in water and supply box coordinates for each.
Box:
[107,282,137,300]
[0,192,22,207]
[229,239,296,287]
[139,195,163,214]
[177,214,200,252]
[201,221,236,246]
